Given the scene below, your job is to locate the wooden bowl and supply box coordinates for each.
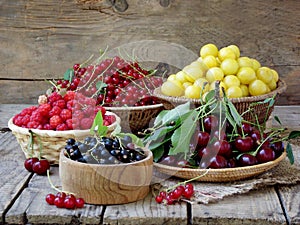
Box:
[154,151,286,182]
[8,111,120,164]
[59,149,153,205]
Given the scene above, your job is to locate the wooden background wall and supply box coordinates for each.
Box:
[0,0,299,105]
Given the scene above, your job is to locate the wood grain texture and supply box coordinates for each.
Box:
[6,166,105,225]
[192,187,286,225]
[103,194,188,225]
[0,0,299,104]
[0,132,31,224]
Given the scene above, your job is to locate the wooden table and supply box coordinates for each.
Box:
[0,104,299,225]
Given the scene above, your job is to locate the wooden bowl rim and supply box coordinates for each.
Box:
[60,148,153,168]
[8,111,120,137]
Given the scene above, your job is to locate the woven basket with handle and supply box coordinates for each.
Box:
[8,112,120,164]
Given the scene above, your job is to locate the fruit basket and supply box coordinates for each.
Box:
[153,79,287,124]
[154,151,286,182]
[105,103,165,134]
[59,148,153,205]
[8,111,120,164]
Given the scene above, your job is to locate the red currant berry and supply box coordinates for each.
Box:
[155,195,163,204]
[54,196,65,208]
[75,198,85,208]
[45,193,55,205]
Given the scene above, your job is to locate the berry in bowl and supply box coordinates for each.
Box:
[59,135,153,205]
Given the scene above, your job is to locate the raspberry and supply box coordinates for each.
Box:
[49,106,62,117]
[21,114,31,126]
[48,92,63,105]
[13,114,23,126]
[65,119,73,130]
[82,106,94,117]
[49,115,63,129]
[64,91,75,102]
[27,121,39,129]
[84,97,96,106]
[80,118,93,130]
[38,103,51,117]
[73,110,84,121]
[43,124,52,130]
[20,106,37,116]
[60,109,72,121]
[56,123,68,131]
[53,99,66,109]
[30,111,43,123]
[66,100,74,110]
[104,115,116,125]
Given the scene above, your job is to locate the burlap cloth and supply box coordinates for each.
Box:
[152,141,300,204]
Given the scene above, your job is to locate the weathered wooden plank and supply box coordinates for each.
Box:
[191,187,286,225]
[103,193,188,225]
[0,0,300,104]
[277,185,300,225]
[5,166,105,225]
[0,132,32,224]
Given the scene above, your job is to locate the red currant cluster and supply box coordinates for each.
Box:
[53,56,163,107]
[24,157,50,175]
[12,91,115,130]
[45,192,85,209]
[155,183,194,205]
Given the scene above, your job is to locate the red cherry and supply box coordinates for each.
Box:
[75,198,85,208]
[183,187,194,199]
[234,136,254,152]
[24,157,39,172]
[155,195,163,204]
[32,159,50,175]
[203,115,218,132]
[212,140,232,158]
[256,147,276,163]
[237,154,258,167]
[208,155,227,169]
[238,122,253,135]
[45,193,55,205]
[64,197,76,209]
[54,196,65,208]
[197,131,210,147]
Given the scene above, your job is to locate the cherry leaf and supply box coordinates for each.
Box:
[286,142,294,165]
[63,68,74,81]
[288,131,300,140]
[90,111,108,137]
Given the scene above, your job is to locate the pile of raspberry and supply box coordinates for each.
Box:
[12,91,116,131]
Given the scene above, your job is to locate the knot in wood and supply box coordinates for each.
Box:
[108,0,128,12]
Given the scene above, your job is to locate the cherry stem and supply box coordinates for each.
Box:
[47,170,75,196]
[165,169,210,193]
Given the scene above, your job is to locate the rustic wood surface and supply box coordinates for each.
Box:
[0,0,299,105]
[0,104,299,224]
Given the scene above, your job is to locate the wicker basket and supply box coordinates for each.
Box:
[154,151,286,182]
[8,112,121,165]
[153,79,287,124]
[105,103,165,135]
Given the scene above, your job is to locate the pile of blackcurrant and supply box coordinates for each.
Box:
[63,135,147,164]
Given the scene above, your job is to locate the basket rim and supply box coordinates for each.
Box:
[153,79,287,104]
[7,111,120,137]
[104,103,164,111]
[154,151,286,175]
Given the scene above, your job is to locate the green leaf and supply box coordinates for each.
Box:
[144,126,175,143]
[288,131,300,140]
[274,116,282,125]
[152,144,166,162]
[227,101,242,127]
[161,102,191,125]
[286,142,294,165]
[205,90,215,102]
[63,68,74,81]
[169,110,198,157]
[153,110,169,127]
[96,81,107,91]
[90,111,108,136]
